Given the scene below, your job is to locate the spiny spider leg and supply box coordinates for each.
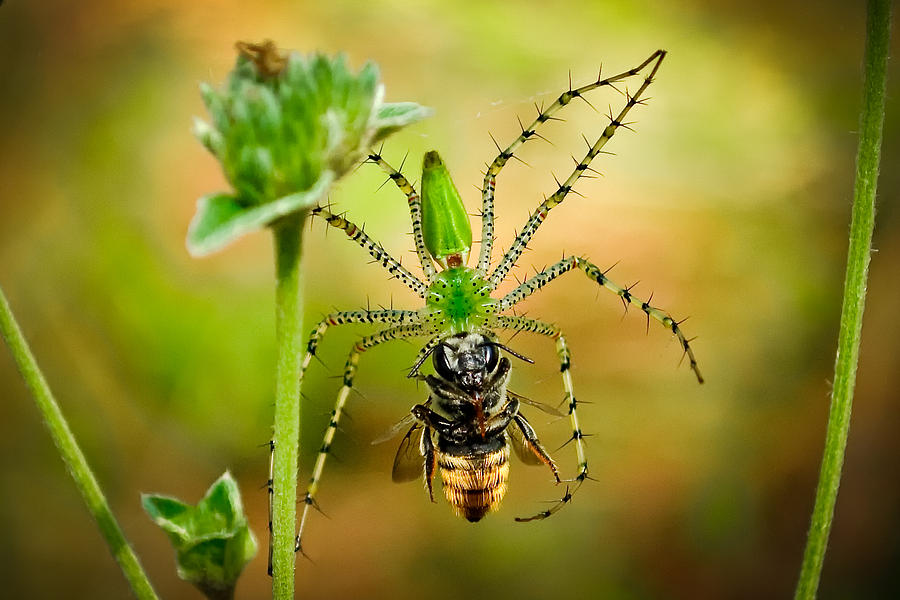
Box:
[499,256,703,383]
[295,324,427,556]
[488,51,666,288]
[476,50,666,275]
[367,151,437,281]
[311,206,428,297]
[489,315,588,521]
[267,309,418,575]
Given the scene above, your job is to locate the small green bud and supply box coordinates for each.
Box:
[143,472,257,600]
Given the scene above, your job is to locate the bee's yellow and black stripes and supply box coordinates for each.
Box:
[477,50,666,275]
[438,446,510,522]
[368,152,437,281]
[487,51,666,287]
[498,256,704,384]
[311,206,428,297]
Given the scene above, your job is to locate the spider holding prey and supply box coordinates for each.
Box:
[267,49,703,569]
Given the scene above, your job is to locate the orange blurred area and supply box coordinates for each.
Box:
[1,1,899,598]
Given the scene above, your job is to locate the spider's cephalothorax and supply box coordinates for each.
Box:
[266,50,705,569]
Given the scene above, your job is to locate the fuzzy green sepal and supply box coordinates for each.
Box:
[143,472,256,600]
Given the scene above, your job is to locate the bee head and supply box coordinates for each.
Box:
[433,333,499,392]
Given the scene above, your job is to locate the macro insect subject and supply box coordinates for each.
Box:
[266,49,704,572]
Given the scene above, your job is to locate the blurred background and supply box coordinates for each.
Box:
[1,1,898,598]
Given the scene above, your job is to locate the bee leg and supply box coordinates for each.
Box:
[513,413,561,483]
[421,426,437,503]
[412,404,463,439]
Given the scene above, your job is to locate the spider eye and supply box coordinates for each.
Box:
[483,343,499,372]
[433,345,455,381]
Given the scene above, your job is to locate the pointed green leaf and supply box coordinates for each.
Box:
[186,171,334,257]
[370,102,434,142]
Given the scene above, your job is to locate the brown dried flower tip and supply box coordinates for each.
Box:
[235,39,288,77]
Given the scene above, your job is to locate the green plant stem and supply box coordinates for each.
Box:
[271,216,304,599]
[0,285,159,600]
[794,1,891,598]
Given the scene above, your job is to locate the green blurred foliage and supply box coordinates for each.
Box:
[0,1,898,599]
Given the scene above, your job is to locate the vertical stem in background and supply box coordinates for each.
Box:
[794,1,891,598]
[0,286,159,600]
[271,216,304,599]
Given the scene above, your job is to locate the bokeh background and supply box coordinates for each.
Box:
[1,1,898,598]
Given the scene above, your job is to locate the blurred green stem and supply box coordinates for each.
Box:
[0,285,159,600]
[794,1,891,598]
[271,216,304,598]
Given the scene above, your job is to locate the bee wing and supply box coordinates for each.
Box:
[391,423,425,483]
[507,389,566,418]
[507,424,544,466]
[372,412,417,446]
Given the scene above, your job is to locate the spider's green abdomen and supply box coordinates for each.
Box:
[421,151,472,269]
[422,267,497,335]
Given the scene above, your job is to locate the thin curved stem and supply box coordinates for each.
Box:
[270,216,305,599]
[794,1,891,597]
[0,285,159,600]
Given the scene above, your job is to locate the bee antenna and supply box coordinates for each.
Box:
[494,342,534,364]
[408,344,442,378]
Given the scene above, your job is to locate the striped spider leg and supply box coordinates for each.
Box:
[500,257,704,384]
[477,49,667,276]
[488,315,587,521]
[367,151,437,282]
[293,323,429,557]
[267,310,421,574]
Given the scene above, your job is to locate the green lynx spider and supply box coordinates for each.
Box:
[267,49,703,567]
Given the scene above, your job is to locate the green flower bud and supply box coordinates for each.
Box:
[187,40,432,256]
[143,472,257,600]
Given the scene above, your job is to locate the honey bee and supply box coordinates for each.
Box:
[390,333,562,521]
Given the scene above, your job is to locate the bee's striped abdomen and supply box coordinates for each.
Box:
[438,445,510,522]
